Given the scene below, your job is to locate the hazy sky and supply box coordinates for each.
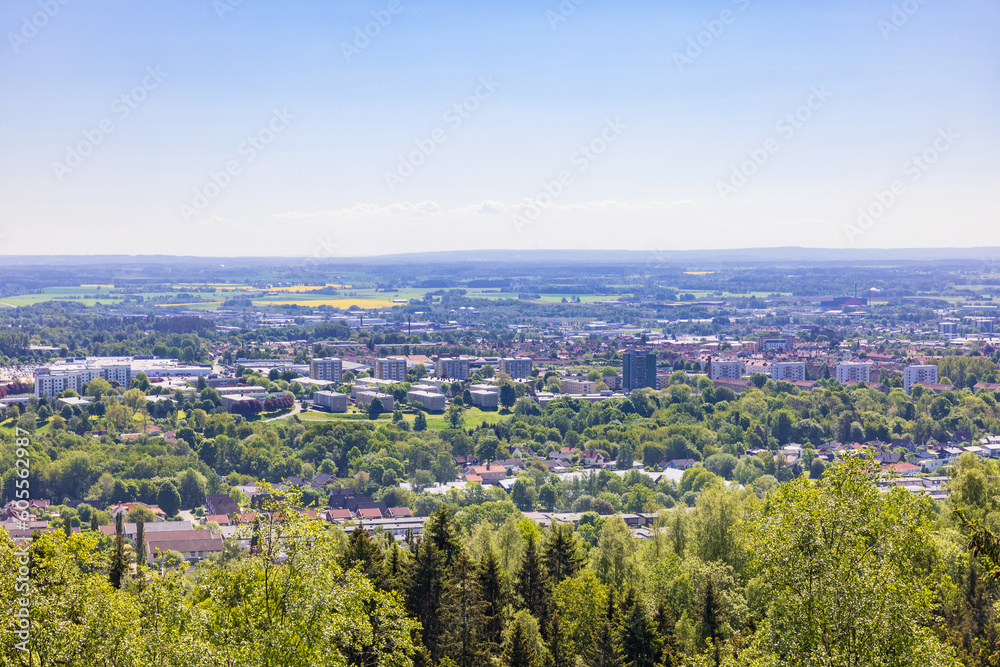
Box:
[1,0,997,257]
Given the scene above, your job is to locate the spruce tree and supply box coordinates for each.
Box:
[503,617,538,667]
[90,512,98,532]
[547,609,573,667]
[478,550,508,654]
[543,523,585,585]
[515,533,551,623]
[441,550,487,667]
[407,538,447,663]
[341,524,385,586]
[619,597,660,667]
[426,507,461,565]
[654,597,679,667]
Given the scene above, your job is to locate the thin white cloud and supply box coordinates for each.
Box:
[274,199,695,221]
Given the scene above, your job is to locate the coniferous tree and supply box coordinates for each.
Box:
[90,512,98,532]
[135,517,146,569]
[62,519,72,539]
[441,550,488,667]
[586,615,622,667]
[108,513,129,589]
[427,506,461,565]
[543,523,585,585]
[618,597,660,667]
[478,550,508,655]
[407,538,447,663]
[516,533,551,624]
[547,609,573,667]
[503,617,538,667]
[654,597,679,667]
[341,524,385,586]
[696,574,725,647]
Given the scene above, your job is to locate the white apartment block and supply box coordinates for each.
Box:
[709,360,744,381]
[561,377,597,394]
[499,357,532,379]
[309,358,342,383]
[903,365,938,394]
[436,356,471,380]
[836,362,873,384]
[34,357,210,398]
[771,362,806,382]
[374,358,407,382]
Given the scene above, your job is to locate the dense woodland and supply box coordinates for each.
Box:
[4,370,1000,665]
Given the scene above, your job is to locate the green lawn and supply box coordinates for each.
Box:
[297,406,507,430]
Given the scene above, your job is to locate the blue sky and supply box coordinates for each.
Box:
[0,0,997,257]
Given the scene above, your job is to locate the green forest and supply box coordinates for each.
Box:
[2,455,999,666]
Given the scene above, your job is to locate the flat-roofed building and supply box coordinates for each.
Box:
[470,390,499,408]
[313,391,348,412]
[622,350,657,390]
[709,359,743,381]
[436,356,472,380]
[499,357,532,379]
[355,391,394,412]
[771,361,806,382]
[836,362,873,384]
[408,390,446,411]
[561,377,597,394]
[904,365,938,394]
[374,358,407,382]
[309,358,342,383]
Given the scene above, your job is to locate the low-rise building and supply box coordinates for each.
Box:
[408,390,446,411]
[355,391,394,412]
[470,389,499,408]
[313,391,348,412]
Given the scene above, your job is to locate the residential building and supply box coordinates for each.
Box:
[436,356,472,380]
[34,356,210,399]
[499,357,533,379]
[355,391,394,412]
[313,391,348,412]
[622,350,657,391]
[836,362,873,384]
[771,361,806,382]
[561,377,597,394]
[374,357,407,382]
[309,358,342,383]
[938,321,958,336]
[903,365,938,394]
[709,359,743,381]
[407,390,446,411]
[470,389,499,408]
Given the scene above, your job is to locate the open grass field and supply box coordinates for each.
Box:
[297,405,507,430]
